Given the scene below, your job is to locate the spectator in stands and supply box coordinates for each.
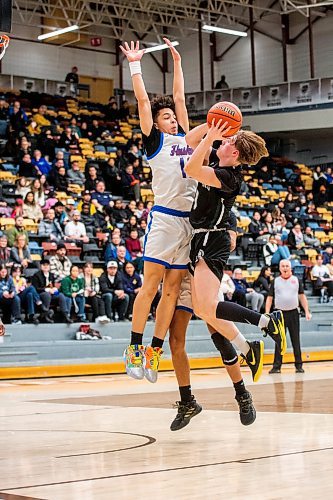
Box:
[85,165,102,192]
[38,128,55,160]
[261,212,273,236]
[53,166,69,192]
[125,228,143,268]
[32,149,51,176]
[80,203,97,236]
[138,218,147,239]
[59,126,79,151]
[53,150,68,170]
[119,100,130,121]
[60,265,86,321]
[0,95,8,120]
[93,205,113,234]
[91,181,113,209]
[106,102,119,122]
[322,245,333,265]
[11,264,41,324]
[105,232,130,262]
[253,266,272,299]
[31,178,46,207]
[0,265,22,324]
[15,177,30,198]
[77,190,96,215]
[284,193,296,212]
[19,153,35,177]
[69,117,81,138]
[48,158,65,186]
[303,226,320,248]
[49,243,71,282]
[80,121,92,139]
[232,268,264,312]
[53,201,69,229]
[10,234,32,269]
[122,261,142,319]
[124,214,139,237]
[38,208,65,242]
[32,105,51,134]
[17,136,31,161]
[5,216,29,247]
[113,198,130,226]
[248,211,266,240]
[214,74,229,89]
[82,262,109,324]
[67,160,85,187]
[121,164,141,202]
[264,234,292,267]
[256,164,271,184]
[141,200,153,221]
[0,235,12,269]
[311,254,333,299]
[115,148,128,170]
[135,201,145,219]
[65,66,79,86]
[64,210,89,245]
[219,272,235,302]
[89,119,105,141]
[116,245,130,273]
[101,157,122,195]
[314,185,328,206]
[8,100,28,134]
[313,166,326,195]
[99,261,129,321]
[287,223,304,251]
[22,192,43,221]
[31,259,68,323]
[11,199,24,219]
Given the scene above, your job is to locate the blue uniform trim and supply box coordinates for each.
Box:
[175,132,186,137]
[146,132,164,160]
[143,211,154,255]
[175,305,193,314]
[143,256,171,268]
[169,264,188,269]
[152,205,190,218]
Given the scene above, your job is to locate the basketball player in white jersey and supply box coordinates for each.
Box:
[120,39,197,382]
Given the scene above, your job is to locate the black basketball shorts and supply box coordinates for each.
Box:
[189,230,231,281]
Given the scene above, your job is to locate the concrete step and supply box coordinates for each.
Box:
[0,350,38,363]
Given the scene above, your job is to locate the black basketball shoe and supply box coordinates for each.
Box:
[262,310,286,356]
[170,396,202,431]
[241,340,264,383]
[235,390,256,426]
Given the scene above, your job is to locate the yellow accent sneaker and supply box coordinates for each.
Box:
[144,346,163,383]
[263,310,286,356]
[124,344,144,380]
[241,340,264,383]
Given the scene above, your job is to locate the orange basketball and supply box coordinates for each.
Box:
[207,101,242,137]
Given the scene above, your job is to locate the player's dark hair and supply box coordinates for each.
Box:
[150,95,175,122]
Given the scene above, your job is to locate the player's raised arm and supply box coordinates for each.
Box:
[120,41,153,136]
[163,38,189,133]
[184,119,232,187]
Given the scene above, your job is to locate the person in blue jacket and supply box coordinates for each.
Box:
[0,265,22,324]
[122,261,142,319]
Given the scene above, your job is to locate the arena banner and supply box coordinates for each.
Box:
[259,84,289,110]
[205,90,232,110]
[289,80,320,106]
[231,88,259,112]
[320,78,333,103]
[186,92,206,117]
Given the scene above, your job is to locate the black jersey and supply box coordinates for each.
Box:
[189,149,243,231]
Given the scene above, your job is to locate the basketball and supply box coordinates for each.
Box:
[207,101,242,137]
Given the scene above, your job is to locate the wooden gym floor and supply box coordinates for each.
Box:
[1,361,333,499]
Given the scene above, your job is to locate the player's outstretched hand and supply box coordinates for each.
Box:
[120,41,145,62]
[163,37,181,62]
[206,118,232,142]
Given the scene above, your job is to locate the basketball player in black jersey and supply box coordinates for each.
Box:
[184,119,286,383]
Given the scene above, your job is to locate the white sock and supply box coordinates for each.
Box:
[259,314,270,329]
[232,333,250,355]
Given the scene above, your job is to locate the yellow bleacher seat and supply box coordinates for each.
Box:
[92,268,104,278]
[23,218,38,232]
[0,218,15,229]
[0,172,17,182]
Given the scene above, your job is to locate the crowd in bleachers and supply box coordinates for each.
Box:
[0,90,332,325]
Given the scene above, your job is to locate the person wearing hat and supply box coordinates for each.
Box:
[49,243,72,283]
[54,201,69,229]
[64,210,90,245]
[76,190,96,215]
[99,261,129,321]
[32,259,71,323]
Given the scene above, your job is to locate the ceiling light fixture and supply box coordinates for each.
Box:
[38,24,79,41]
[203,25,247,37]
[144,41,179,53]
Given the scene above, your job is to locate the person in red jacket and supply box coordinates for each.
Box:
[125,228,143,273]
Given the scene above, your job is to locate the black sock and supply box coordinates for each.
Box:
[234,379,247,396]
[151,336,164,349]
[216,301,261,326]
[130,331,143,345]
[179,385,192,403]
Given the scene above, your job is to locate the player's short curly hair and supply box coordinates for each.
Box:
[234,130,269,165]
[150,95,175,122]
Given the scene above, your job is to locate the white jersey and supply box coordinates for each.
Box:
[144,127,197,212]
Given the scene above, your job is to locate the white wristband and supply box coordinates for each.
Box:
[129,61,142,77]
